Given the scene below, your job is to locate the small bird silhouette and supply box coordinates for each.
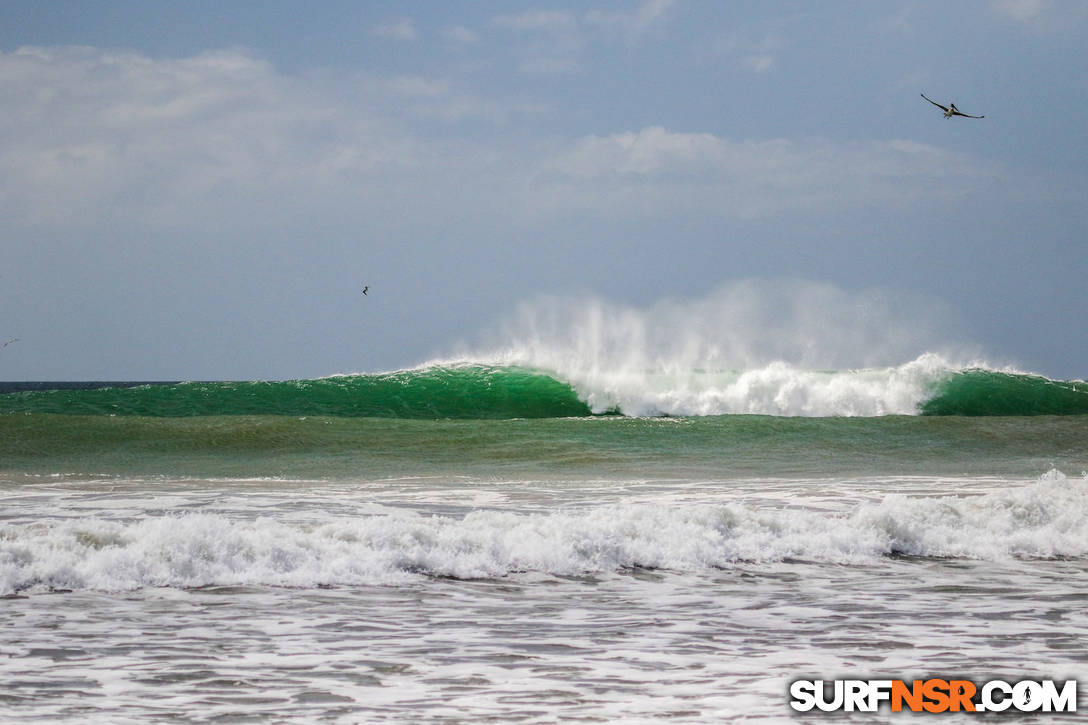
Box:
[921,93,985,119]
[362,286,369,296]
[1,338,18,348]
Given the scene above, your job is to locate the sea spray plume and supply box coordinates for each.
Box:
[469,280,973,416]
[481,280,965,371]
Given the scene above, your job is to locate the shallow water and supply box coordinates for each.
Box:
[2,471,1087,722]
[4,557,1087,722]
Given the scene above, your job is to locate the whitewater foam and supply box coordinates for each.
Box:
[565,355,952,417]
[440,352,958,417]
[3,471,1084,594]
[463,281,981,416]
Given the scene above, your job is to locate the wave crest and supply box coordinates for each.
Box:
[523,355,954,417]
[4,356,1085,418]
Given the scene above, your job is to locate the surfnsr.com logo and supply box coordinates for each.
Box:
[789,679,1077,713]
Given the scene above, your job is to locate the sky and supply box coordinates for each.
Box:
[1,0,1086,381]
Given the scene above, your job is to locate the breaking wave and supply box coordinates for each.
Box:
[2,470,1085,594]
[2,355,1084,418]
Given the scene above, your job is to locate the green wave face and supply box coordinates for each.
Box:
[2,364,1085,419]
[0,366,593,419]
[921,369,1088,416]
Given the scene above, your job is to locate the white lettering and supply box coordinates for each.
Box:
[867,680,893,711]
[981,680,1012,712]
[789,677,1077,713]
[844,680,868,711]
[1041,680,1077,712]
[789,680,816,712]
[1014,681,1042,712]
[816,680,844,712]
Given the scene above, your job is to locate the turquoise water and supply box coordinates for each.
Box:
[2,358,1087,722]
[3,361,1086,419]
[2,359,1085,481]
[1,410,1086,482]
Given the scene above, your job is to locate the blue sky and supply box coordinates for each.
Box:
[1,1,1086,380]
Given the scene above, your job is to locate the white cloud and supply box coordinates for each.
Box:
[370,18,417,41]
[585,0,677,34]
[709,13,805,75]
[713,33,784,74]
[489,10,584,75]
[740,54,774,73]
[989,0,1088,30]
[631,0,678,31]
[489,11,575,31]
[384,75,450,98]
[992,0,1048,23]
[490,2,676,76]
[0,46,492,227]
[534,126,1006,219]
[878,5,917,35]
[441,26,480,47]
[517,56,580,76]
[0,47,1014,233]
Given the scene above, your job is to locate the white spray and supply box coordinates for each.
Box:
[468,280,979,416]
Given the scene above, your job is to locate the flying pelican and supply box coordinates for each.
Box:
[921,93,984,119]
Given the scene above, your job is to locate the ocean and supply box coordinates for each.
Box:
[2,355,1087,722]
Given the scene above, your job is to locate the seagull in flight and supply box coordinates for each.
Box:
[921,93,984,119]
[362,286,369,296]
[1,338,17,348]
